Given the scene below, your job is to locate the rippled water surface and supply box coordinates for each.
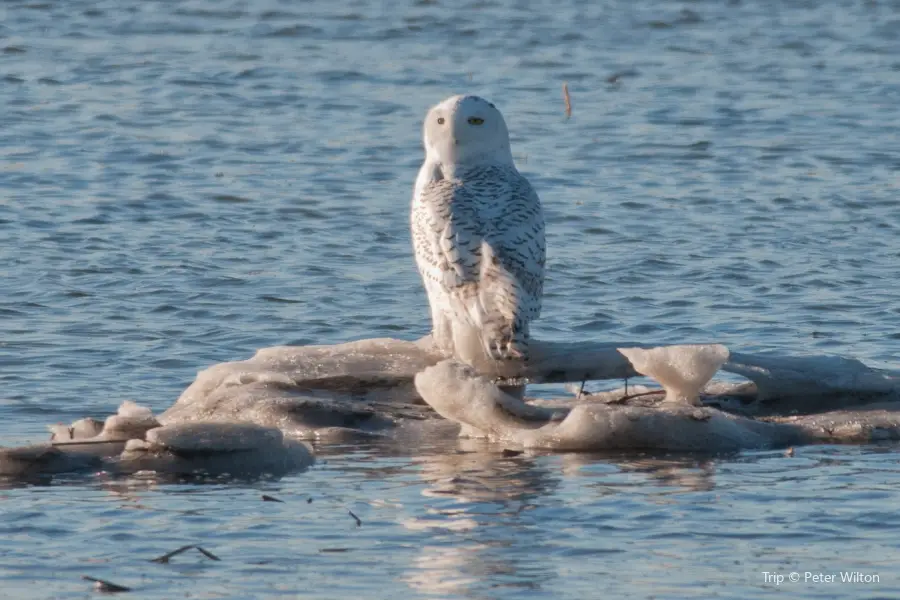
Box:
[2,0,900,597]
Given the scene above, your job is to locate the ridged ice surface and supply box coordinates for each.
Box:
[2,0,900,597]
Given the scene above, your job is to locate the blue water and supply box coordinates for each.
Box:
[2,0,899,597]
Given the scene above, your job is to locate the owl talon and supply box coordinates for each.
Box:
[485,337,527,362]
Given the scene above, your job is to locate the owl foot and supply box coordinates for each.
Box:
[485,337,527,362]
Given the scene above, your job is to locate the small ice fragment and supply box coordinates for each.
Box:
[617,344,730,406]
[73,418,104,438]
[124,439,151,452]
[103,402,160,441]
[117,400,154,419]
[48,423,71,441]
[48,418,105,441]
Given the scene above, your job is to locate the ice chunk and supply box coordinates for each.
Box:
[118,422,313,477]
[48,418,104,441]
[617,344,730,406]
[102,402,161,441]
[145,422,283,453]
[116,400,154,419]
[47,403,160,447]
[0,445,101,477]
[723,352,899,405]
[414,359,804,452]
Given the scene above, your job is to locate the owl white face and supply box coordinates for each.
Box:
[422,95,514,166]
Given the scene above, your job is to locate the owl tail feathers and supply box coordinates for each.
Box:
[474,242,530,362]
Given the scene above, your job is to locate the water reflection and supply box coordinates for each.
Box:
[319,435,721,596]
[402,439,560,597]
[415,438,560,505]
[559,452,718,493]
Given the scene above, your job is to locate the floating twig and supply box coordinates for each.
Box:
[151,544,220,564]
[562,82,572,118]
[607,389,667,405]
[82,575,131,593]
[151,545,193,563]
[261,494,284,503]
[320,547,352,553]
[195,546,221,561]
[501,449,523,457]
[348,510,362,527]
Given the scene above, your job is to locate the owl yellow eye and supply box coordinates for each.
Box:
[467,117,484,125]
[437,117,445,125]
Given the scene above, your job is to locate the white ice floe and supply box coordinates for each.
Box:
[3,336,899,479]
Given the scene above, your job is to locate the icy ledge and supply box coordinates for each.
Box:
[162,336,899,426]
[1,337,898,477]
[134,336,900,453]
[415,357,900,453]
[0,402,313,479]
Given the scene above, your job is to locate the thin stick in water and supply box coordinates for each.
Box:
[348,510,362,527]
[151,544,220,564]
[151,545,194,563]
[562,82,572,118]
[195,546,221,561]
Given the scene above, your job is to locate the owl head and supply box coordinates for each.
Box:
[422,95,514,166]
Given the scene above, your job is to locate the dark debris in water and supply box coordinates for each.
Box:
[151,544,221,564]
[606,69,639,84]
[348,509,362,527]
[82,575,131,593]
[261,494,284,502]
[501,449,523,457]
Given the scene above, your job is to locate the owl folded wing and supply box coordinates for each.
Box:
[415,178,544,359]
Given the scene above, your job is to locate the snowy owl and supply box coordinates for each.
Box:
[411,95,545,367]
